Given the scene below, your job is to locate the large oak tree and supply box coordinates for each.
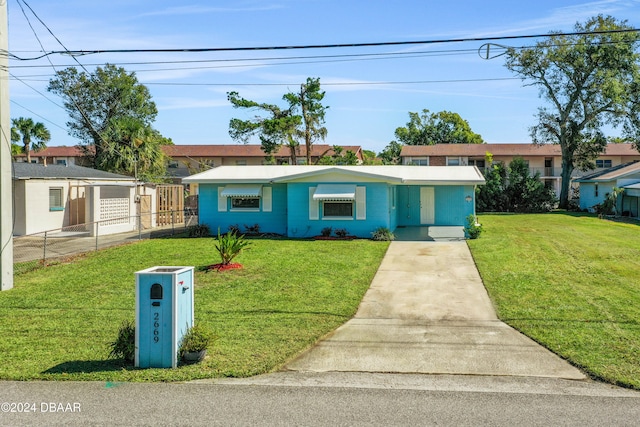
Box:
[48,64,169,181]
[505,15,640,208]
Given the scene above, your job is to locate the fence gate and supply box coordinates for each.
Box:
[157,185,184,226]
[68,185,87,226]
[139,195,152,229]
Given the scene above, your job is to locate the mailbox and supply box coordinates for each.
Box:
[135,266,194,368]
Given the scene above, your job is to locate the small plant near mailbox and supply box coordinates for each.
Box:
[108,320,135,364]
[464,214,482,239]
[179,323,217,363]
[371,227,395,241]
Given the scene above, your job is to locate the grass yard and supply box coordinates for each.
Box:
[0,238,389,382]
[467,212,640,389]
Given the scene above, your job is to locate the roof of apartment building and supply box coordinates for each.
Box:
[400,143,640,157]
[162,144,362,159]
[20,144,363,160]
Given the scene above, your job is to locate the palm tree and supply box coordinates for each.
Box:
[11,117,51,163]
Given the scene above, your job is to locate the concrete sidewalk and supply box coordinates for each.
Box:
[284,241,585,379]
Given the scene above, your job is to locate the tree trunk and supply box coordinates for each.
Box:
[559,154,574,209]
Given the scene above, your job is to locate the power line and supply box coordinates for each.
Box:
[9,28,639,61]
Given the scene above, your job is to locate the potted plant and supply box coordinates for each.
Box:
[179,323,216,363]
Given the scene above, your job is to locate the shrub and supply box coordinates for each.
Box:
[464,214,482,239]
[187,224,210,238]
[228,224,241,235]
[371,227,395,241]
[179,323,217,357]
[108,320,135,363]
[215,229,251,265]
[334,228,348,238]
[244,223,261,234]
[320,226,332,237]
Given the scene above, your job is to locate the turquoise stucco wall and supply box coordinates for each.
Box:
[396,185,475,226]
[198,182,476,237]
[286,182,392,238]
[198,184,287,235]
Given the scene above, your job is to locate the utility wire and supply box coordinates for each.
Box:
[8,28,639,61]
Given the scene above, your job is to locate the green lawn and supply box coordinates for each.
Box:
[467,212,640,389]
[0,238,389,381]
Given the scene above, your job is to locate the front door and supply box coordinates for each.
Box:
[420,187,435,224]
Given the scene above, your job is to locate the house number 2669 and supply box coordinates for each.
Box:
[153,312,160,343]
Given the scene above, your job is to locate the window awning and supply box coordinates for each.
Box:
[313,184,356,201]
[220,184,263,198]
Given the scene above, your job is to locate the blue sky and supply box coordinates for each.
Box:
[7,0,640,154]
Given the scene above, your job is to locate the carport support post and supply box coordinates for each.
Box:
[0,1,13,291]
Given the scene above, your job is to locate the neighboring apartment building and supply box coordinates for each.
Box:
[162,144,364,183]
[400,143,640,197]
[16,144,363,185]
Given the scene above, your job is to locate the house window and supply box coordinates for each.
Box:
[411,158,429,166]
[56,159,67,166]
[468,159,485,168]
[596,159,612,169]
[168,161,179,168]
[231,197,260,209]
[323,201,353,218]
[49,187,64,211]
[235,160,247,166]
[447,157,460,166]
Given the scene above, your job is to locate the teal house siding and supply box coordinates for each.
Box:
[184,165,485,239]
[198,183,287,235]
[286,182,391,238]
[435,186,476,226]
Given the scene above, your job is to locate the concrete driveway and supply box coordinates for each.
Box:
[284,241,585,379]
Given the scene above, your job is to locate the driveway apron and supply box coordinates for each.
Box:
[284,241,585,379]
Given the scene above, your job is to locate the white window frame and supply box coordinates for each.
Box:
[446,157,461,166]
[322,201,354,219]
[49,187,64,211]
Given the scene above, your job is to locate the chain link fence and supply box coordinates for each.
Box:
[13,210,198,274]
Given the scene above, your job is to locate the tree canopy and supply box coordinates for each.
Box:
[48,64,169,182]
[504,15,640,208]
[379,109,483,164]
[11,117,50,163]
[228,77,328,164]
[394,109,484,146]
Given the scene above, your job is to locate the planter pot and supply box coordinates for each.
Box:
[183,349,207,363]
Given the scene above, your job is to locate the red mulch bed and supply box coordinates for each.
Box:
[205,263,243,272]
[313,236,357,240]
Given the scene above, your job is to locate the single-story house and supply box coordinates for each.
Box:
[183,165,485,238]
[575,161,640,216]
[12,163,143,236]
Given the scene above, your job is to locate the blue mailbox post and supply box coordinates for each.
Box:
[135,266,194,368]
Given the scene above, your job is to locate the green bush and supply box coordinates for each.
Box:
[371,227,395,241]
[187,224,211,238]
[179,323,217,356]
[334,228,348,238]
[215,229,251,265]
[108,320,135,363]
[320,227,333,237]
[464,215,482,239]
